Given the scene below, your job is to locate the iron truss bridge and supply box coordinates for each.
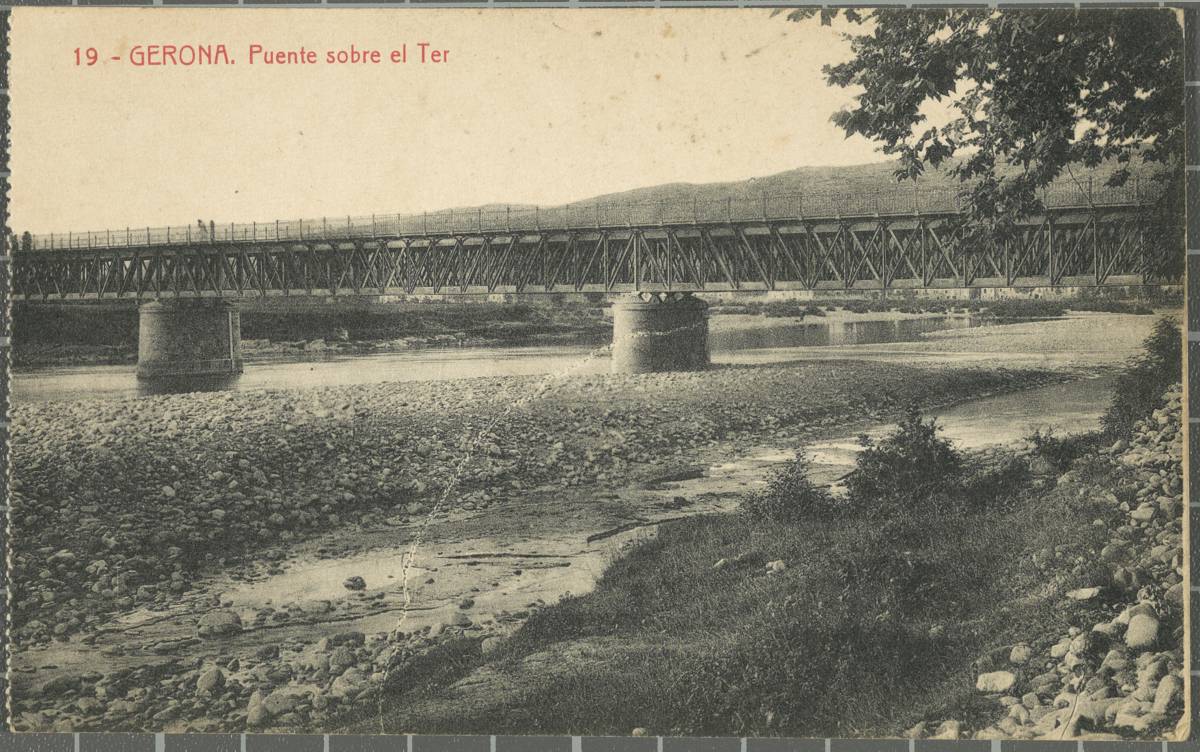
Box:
[11,184,1171,300]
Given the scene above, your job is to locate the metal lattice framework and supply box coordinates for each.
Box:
[12,198,1167,300]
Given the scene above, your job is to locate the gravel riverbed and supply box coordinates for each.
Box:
[10,360,1078,731]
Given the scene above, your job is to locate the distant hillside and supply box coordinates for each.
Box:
[553,157,1159,210]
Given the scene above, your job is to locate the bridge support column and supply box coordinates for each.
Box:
[611,292,709,374]
[136,300,243,380]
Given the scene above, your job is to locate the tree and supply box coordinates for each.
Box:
[788,9,1184,275]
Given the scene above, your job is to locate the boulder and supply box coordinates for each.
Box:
[1125,614,1160,649]
[196,610,242,638]
[195,667,224,695]
[1009,644,1033,664]
[976,671,1016,694]
[262,688,305,716]
[930,720,961,740]
[329,668,366,700]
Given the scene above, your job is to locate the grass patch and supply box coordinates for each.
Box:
[353,403,1143,737]
[357,460,1117,736]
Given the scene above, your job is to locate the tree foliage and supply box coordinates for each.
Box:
[787,9,1184,271]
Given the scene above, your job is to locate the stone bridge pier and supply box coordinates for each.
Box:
[611,292,709,374]
[136,300,243,381]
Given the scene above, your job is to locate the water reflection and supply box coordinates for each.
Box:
[16,314,982,403]
[709,314,980,351]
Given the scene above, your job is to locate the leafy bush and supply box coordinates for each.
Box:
[741,450,836,522]
[1102,317,1182,438]
[1026,427,1094,471]
[844,405,963,518]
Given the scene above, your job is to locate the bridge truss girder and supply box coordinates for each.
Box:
[12,210,1162,301]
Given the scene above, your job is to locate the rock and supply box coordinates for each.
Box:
[1009,644,1033,664]
[330,631,366,646]
[1153,675,1181,714]
[930,720,961,740]
[481,636,504,655]
[1067,587,1101,601]
[195,667,224,694]
[1166,582,1184,605]
[196,610,242,638]
[262,688,304,716]
[246,703,270,727]
[458,597,475,610]
[1130,503,1156,522]
[330,668,366,700]
[976,671,1016,694]
[765,560,786,574]
[329,646,357,673]
[712,558,729,571]
[903,722,926,739]
[343,576,367,591]
[1125,614,1160,649]
[631,728,648,737]
[1029,456,1056,475]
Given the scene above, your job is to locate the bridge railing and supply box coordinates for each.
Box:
[20,178,1153,252]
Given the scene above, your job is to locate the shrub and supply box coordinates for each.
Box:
[740,450,836,522]
[1026,427,1094,471]
[1102,317,1182,438]
[844,405,963,518]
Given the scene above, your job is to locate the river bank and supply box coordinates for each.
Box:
[12,356,1079,732]
[335,386,1182,740]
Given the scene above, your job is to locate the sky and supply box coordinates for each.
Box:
[11,9,893,234]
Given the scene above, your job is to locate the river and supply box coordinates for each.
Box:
[13,312,982,402]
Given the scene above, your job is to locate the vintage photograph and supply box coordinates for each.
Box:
[5,7,1188,739]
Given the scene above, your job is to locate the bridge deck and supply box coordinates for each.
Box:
[11,183,1170,299]
[17,182,1147,253]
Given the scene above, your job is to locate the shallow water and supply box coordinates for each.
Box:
[13,313,983,402]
